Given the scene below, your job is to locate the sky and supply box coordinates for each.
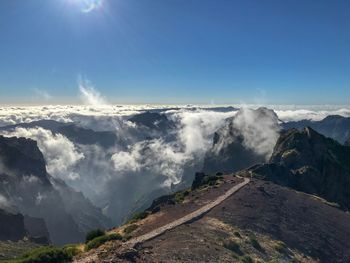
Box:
[0,0,349,105]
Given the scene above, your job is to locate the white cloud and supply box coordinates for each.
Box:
[78,77,107,106]
[33,88,52,101]
[233,107,280,158]
[0,194,10,209]
[1,127,84,181]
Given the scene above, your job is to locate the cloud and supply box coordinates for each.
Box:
[1,127,84,181]
[33,88,52,101]
[233,107,280,158]
[0,194,10,209]
[78,77,107,106]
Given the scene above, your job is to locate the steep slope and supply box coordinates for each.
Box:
[0,135,111,245]
[203,107,280,173]
[0,209,27,241]
[74,176,350,263]
[249,127,350,209]
[282,115,350,144]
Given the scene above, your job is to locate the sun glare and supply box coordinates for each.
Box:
[68,0,103,13]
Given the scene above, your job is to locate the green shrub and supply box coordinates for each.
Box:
[249,237,264,252]
[223,239,243,256]
[62,244,81,258]
[234,231,242,238]
[240,255,254,263]
[174,190,190,203]
[85,233,122,251]
[5,246,72,263]
[131,211,149,221]
[123,224,139,235]
[274,241,288,254]
[85,229,105,244]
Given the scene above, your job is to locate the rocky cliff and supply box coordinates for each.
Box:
[248,127,350,209]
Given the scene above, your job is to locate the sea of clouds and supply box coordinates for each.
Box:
[1,82,349,223]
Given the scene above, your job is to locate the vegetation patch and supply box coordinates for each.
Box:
[240,255,254,263]
[130,211,149,222]
[4,246,72,263]
[249,236,264,253]
[123,224,139,235]
[234,231,242,238]
[85,233,122,251]
[223,239,244,256]
[85,229,105,244]
[191,172,223,190]
[175,190,190,203]
[274,241,288,254]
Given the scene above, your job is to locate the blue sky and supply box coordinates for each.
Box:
[0,0,349,105]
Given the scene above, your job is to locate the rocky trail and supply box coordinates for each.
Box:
[74,177,250,263]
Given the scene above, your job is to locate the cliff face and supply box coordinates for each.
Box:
[0,209,26,241]
[203,107,280,173]
[249,127,350,209]
[0,135,110,245]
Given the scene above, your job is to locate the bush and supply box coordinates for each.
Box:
[85,229,105,244]
[5,246,72,263]
[274,241,288,254]
[123,224,139,235]
[62,244,81,258]
[223,239,243,256]
[174,190,190,203]
[249,237,264,252]
[234,231,242,238]
[85,233,122,251]
[240,255,254,263]
[131,211,149,221]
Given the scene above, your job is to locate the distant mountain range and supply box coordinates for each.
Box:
[282,115,350,144]
[0,120,118,148]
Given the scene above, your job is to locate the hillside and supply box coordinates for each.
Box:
[249,127,350,209]
[74,175,350,263]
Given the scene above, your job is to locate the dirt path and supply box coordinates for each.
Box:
[124,177,250,248]
[74,177,250,262]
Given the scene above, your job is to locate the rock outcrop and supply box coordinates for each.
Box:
[249,127,350,209]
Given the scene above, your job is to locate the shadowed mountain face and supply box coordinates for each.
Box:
[282,115,350,144]
[248,127,350,209]
[0,209,27,241]
[1,120,118,148]
[203,107,280,173]
[0,135,111,245]
[128,111,175,132]
[345,137,350,146]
